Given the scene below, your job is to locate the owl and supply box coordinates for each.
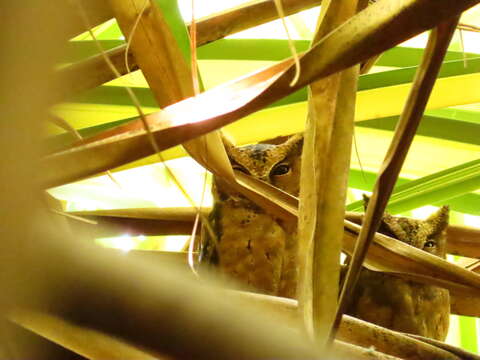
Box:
[200,135,450,341]
[342,205,450,340]
[200,134,303,298]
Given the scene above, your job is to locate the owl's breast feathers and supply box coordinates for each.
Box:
[202,135,303,298]
[343,266,450,340]
[211,196,297,298]
[344,206,450,340]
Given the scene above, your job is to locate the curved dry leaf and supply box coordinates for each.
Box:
[57,0,323,98]
[9,308,159,360]
[65,205,480,303]
[42,60,292,188]
[335,17,460,337]
[108,0,233,181]
[71,207,205,220]
[346,212,480,259]
[196,0,322,46]
[450,292,480,317]
[338,316,460,360]
[297,0,360,343]
[226,291,461,360]
[69,207,480,260]
[67,208,205,237]
[467,260,480,273]
[56,45,139,100]
[233,171,298,220]
[408,334,480,360]
[69,215,197,237]
[46,0,478,188]
[334,340,401,360]
[343,220,480,291]
[184,132,235,182]
[70,211,480,313]
[44,0,480,306]
[446,225,480,258]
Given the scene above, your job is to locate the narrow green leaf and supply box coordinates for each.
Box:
[357,114,480,146]
[427,108,480,124]
[153,0,191,64]
[347,159,480,214]
[66,56,480,112]
[63,39,480,64]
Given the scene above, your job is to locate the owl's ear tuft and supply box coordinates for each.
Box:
[381,213,409,243]
[287,133,303,148]
[281,133,303,154]
[427,205,449,234]
[272,133,303,158]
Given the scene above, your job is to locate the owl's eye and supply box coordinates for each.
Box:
[271,163,290,176]
[424,240,436,248]
[232,164,249,174]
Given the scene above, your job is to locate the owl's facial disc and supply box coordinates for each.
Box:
[216,134,303,203]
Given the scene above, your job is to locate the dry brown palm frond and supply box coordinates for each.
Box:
[72,207,206,220]
[67,207,480,258]
[57,0,323,98]
[91,2,228,270]
[17,287,471,360]
[196,0,322,46]
[56,45,139,101]
[11,305,420,360]
[9,1,480,358]
[6,234,329,359]
[65,214,196,237]
[68,207,205,237]
[66,206,480,278]
[10,309,160,360]
[450,292,480,317]
[224,291,463,360]
[108,0,233,185]
[65,205,480,317]
[44,0,478,190]
[334,341,401,360]
[343,219,480,295]
[48,114,122,187]
[109,0,193,107]
[297,0,359,343]
[446,225,480,258]
[408,334,480,360]
[458,22,480,33]
[48,114,83,140]
[2,2,326,357]
[332,17,460,338]
[467,260,480,273]
[346,212,480,259]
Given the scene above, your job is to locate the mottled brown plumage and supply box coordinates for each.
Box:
[201,134,303,298]
[342,206,450,340]
[202,135,450,341]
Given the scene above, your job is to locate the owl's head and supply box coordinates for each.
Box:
[222,134,303,197]
[380,206,449,258]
